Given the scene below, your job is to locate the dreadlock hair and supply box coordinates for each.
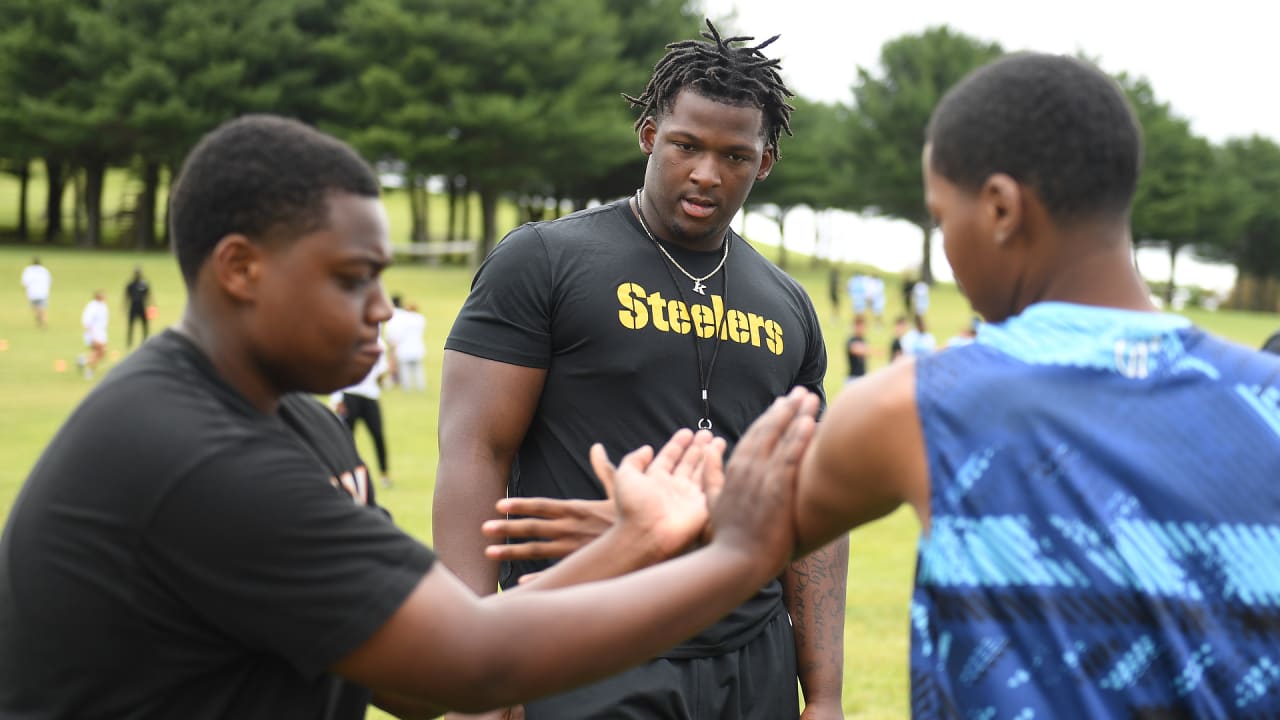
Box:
[926,53,1142,223]
[169,115,380,287]
[624,19,795,157]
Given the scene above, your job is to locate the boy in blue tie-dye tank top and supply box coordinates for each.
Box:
[791,53,1280,718]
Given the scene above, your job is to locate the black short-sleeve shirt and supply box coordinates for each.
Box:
[446,199,827,657]
[0,330,435,719]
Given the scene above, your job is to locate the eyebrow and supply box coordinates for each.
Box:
[666,130,761,155]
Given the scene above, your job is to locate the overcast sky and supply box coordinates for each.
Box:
[700,0,1278,145]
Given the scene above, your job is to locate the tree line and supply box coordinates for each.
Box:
[2,2,1276,308]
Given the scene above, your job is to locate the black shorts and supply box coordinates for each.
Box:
[524,607,798,720]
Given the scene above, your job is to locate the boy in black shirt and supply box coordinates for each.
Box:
[0,115,818,719]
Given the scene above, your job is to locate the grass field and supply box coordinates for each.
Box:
[2,243,1277,718]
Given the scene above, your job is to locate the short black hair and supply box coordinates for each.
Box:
[926,53,1141,221]
[624,19,794,156]
[169,115,380,285]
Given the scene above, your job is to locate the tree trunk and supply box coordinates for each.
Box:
[407,178,426,244]
[16,162,29,241]
[919,222,934,285]
[1164,242,1181,306]
[161,164,173,248]
[136,160,160,250]
[446,176,458,243]
[44,158,65,242]
[461,178,472,244]
[774,211,788,270]
[479,186,499,260]
[71,170,84,246]
[84,159,106,248]
[420,174,430,244]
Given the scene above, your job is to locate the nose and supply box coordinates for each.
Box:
[368,284,393,325]
[688,152,722,189]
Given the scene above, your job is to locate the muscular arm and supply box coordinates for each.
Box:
[785,536,848,716]
[434,350,546,595]
[793,358,930,559]
[337,389,819,714]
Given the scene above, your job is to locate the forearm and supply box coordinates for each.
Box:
[459,543,773,710]
[432,456,506,595]
[514,522,659,592]
[784,536,849,710]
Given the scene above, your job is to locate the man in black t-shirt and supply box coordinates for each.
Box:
[847,314,869,382]
[0,115,821,719]
[438,20,847,720]
[124,265,151,347]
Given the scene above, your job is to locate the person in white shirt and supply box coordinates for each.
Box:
[900,314,936,358]
[384,298,427,391]
[78,289,109,379]
[911,279,931,320]
[331,338,392,488]
[867,274,886,325]
[20,257,52,329]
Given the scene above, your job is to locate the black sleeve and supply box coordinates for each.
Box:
[444,223,554,368]
[794,282,829,412]
[142,440,435,677]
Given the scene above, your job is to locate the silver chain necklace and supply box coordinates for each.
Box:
[633,189,729,295]
[631,189,728,430]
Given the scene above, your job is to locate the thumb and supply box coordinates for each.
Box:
[589,443,617,499]
[702,437,727,503]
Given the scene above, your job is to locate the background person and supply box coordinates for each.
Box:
[20,256,51,329]
[332,338,393,488]
[78,288,109,379]
[385,298,427,391]
[124,265,152,348]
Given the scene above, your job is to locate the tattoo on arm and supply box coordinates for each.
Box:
[785,536,850,703]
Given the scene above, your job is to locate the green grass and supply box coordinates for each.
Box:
[2,244,1277,719]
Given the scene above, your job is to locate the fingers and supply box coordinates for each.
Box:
[516,572,544,586]
[616,444,656,474]
[481,517,565,541]
[484,539,579,561]
[647,428,695,475]
[672,429,712,480]
[495,496,578,518]
[737,387,815,455]
[700,436,728,499]
[589,443,617,499]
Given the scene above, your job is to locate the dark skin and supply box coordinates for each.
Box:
[180,190,823,718]
[790,144,1159,558]
[461,89,849,719]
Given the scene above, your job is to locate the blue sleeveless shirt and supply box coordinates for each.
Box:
[912,302,1280,718]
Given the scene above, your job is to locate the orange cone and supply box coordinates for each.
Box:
[53,359,67,373]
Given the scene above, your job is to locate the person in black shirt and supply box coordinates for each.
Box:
[123,266,152,347]
[0,114,820,719]
[439,19,846,720]
[847,314,870,382]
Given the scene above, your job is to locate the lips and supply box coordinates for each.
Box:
[681,196,717,219]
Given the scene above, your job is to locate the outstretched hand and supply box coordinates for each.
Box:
[483,429,726,569]
[704,387,820,576]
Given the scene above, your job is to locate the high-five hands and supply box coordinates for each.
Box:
[482,387,819,578]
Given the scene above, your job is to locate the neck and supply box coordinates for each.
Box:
[1016,224,1158,316]
[633,189,729,253]
[176,303,282,415]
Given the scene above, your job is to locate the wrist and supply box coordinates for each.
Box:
[601,522,666,570]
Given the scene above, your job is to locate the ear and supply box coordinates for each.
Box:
[209,234,265,303]
[981,174,1023,246]
[756,145,777,181]
[638,116,657,155]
